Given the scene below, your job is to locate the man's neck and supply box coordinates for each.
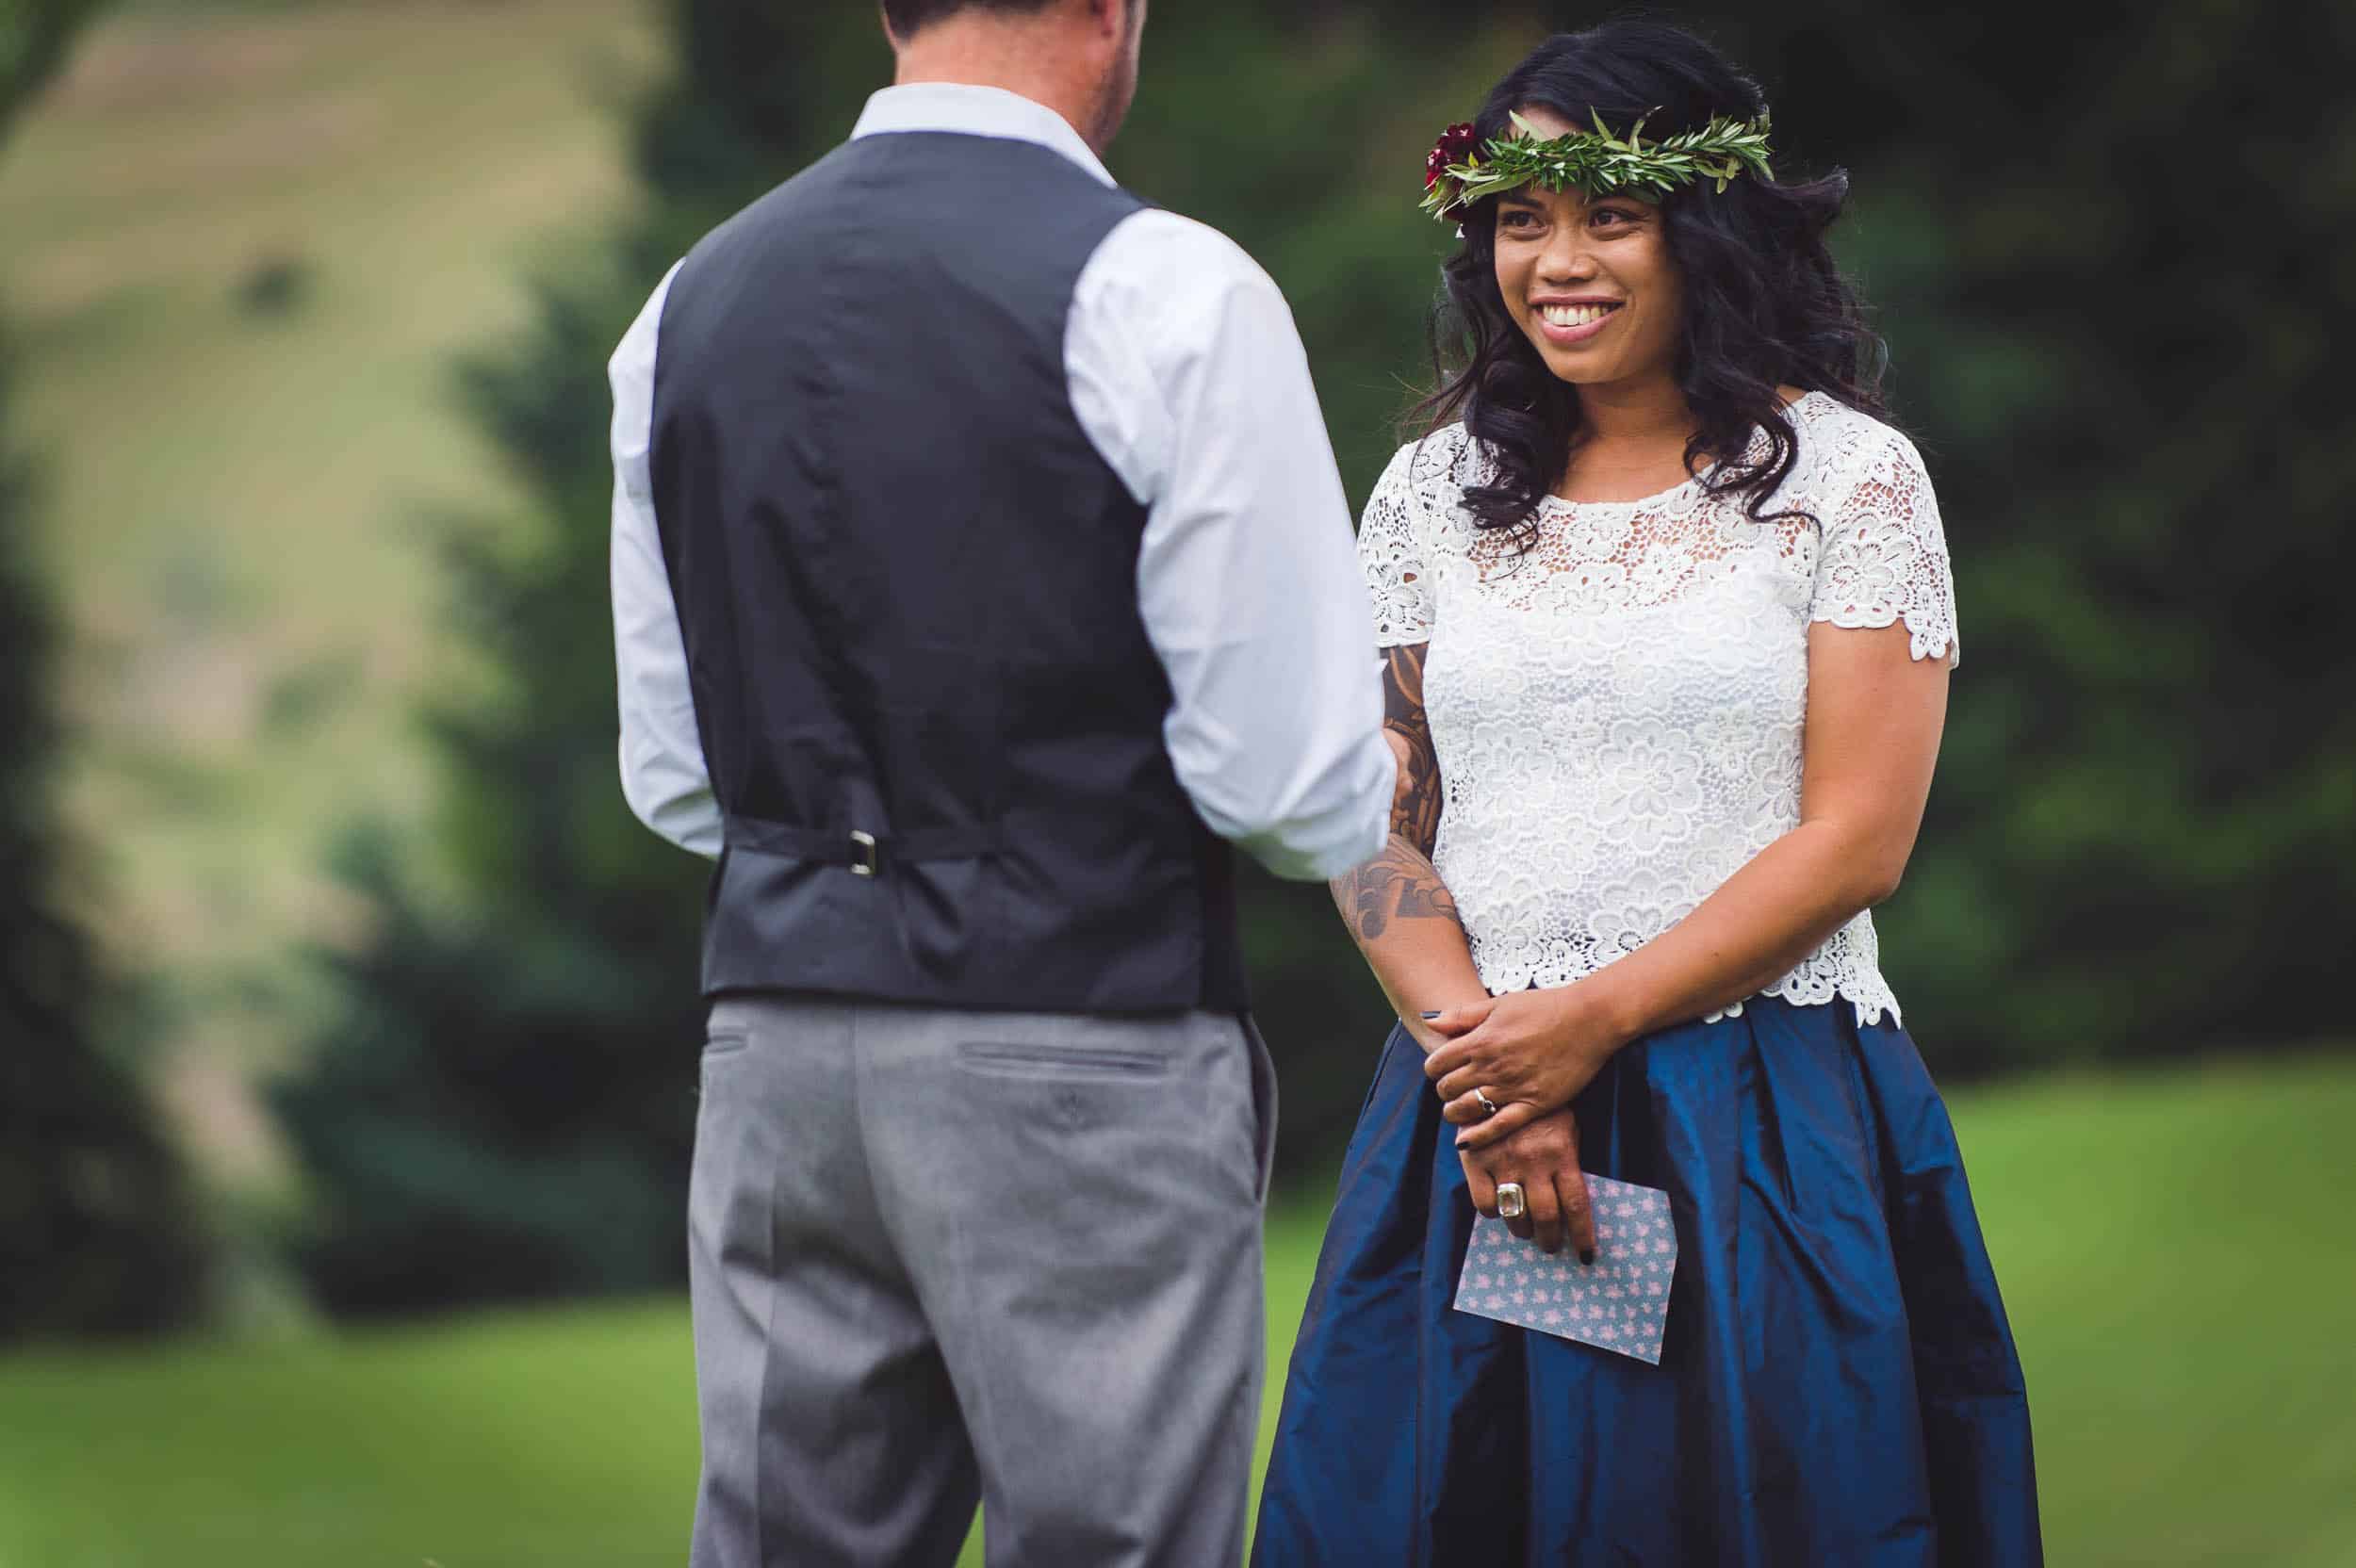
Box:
[893,19,1104,153]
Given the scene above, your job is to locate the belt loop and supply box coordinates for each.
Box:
[848,830,879,877]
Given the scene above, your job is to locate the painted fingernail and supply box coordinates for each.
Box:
[1579,1249,1596,1266]
[1419,1011,1441,1020]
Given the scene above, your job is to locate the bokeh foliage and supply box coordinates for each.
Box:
[272,0,2352,1315]
[0,0,104,143]
[1,0,209,1342]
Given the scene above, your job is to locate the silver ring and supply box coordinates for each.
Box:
[1496,1182,1527,1219]
[1474,1087,1500,1119]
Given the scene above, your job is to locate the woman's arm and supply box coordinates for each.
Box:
[1433,620,1950,1146]
[1331,642,1490,1054]
[1349,643,1599,1257]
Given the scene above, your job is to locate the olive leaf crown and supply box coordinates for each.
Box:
[1421,108,1775,220]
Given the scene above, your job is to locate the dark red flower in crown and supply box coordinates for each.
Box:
[1425,122,1481,192]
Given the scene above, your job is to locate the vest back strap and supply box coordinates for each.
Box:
[723,812,1004,877]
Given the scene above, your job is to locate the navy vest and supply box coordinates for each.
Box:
[648,133,1248,1013]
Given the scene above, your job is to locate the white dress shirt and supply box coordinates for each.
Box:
[610,82,1394,881]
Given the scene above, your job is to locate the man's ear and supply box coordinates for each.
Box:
[877,3,903,50]
[1083,0,1126,42]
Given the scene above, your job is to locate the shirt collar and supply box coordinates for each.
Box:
[849,82,1115,188]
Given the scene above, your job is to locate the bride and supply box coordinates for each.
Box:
[1254,20,2042,1565]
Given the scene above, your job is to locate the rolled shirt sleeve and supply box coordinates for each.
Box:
[609,261,725,859]
[1069,210,1395,881]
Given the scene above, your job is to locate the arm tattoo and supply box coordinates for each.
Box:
[1382,643,1444,857]
[1335,840,1462,943]
[1331,643,1464,942]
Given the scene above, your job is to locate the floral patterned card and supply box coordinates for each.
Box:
[1453,1173,1677,1364]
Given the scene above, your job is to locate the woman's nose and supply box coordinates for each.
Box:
[1536,233,1593,282]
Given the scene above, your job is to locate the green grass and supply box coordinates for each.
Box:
[3,1058,2352,1566]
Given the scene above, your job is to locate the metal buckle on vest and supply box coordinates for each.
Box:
[848,830,879,877]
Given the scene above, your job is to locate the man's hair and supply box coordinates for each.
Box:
[883,0,1057,38]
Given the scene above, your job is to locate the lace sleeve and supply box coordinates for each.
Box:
[1809,426,1959,667]
[1359,440,1433,646]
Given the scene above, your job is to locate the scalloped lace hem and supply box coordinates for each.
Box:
[1808,605,1959,669]
[1477,951,1903,1032]
[1710,976,1903,1031]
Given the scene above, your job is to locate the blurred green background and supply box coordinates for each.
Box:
[2,0,2349,1562]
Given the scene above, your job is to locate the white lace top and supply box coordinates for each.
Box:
[1360,393,1957,1026]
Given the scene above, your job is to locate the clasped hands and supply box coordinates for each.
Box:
[1421,985,1625,1257]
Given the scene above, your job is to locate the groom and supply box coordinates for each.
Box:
[608,0,1395,1561]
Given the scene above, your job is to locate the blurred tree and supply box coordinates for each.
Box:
[0,331,208,1342]
[0,0,104,141]
[270,1,884,1315]
[1701,0,2356,1069]
[0,0,210,1341]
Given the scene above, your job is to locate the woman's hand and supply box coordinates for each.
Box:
[1459,1105,1595,1258]
[1403,1001,1485,1056]
[1424,985,1628,1152]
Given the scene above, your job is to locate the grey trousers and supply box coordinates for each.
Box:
[686,995,1278,1568]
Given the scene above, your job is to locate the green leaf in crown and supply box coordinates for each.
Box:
[1420,108,1775,221]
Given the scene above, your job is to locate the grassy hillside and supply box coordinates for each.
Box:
[3,1058,2351,1566]
[0,0,659,1169]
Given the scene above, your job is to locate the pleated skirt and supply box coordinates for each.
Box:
[1253,995,2043,1566]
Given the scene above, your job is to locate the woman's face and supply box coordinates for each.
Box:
[1489,105,1684,392]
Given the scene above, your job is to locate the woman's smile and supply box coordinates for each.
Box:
[1530,297,1624,344]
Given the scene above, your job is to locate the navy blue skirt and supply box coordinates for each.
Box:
[1255,995,2042,1565]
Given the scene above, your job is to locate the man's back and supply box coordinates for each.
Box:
[647,128,1248,1010]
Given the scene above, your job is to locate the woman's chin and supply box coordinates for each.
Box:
[1513,331,1611,384]
[1537,348,1616,385]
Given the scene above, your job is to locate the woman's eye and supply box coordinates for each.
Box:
[1590,207,1637,229]
[1499,210,1542,232]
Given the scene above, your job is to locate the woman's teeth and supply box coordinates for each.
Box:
[1541,303,1617,327]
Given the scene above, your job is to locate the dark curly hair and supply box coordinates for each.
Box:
[1417,19,1889,547]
